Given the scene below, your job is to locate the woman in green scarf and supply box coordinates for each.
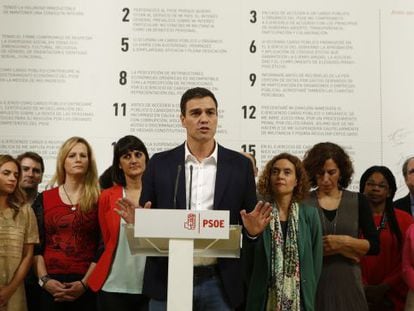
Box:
[243,153,323,311]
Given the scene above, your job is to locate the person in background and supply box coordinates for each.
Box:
[302,142,379,311]
[88,135,149,311]
[243,153,322,311]
[360,166,412,311]
[98,166,113,190]
[16,151,45,311]
[394,157,414,217]
[34,137,100,311]
[16,152,44,205]
[0,155,39,311]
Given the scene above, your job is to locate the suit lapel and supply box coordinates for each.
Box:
[214,145,231,210]
[174,144,186,209]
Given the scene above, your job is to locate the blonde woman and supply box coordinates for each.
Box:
[0,155,39,311]
[34,137,100,311]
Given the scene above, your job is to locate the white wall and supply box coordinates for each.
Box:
[0,0,413,197]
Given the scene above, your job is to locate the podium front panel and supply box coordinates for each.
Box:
[134,209,230,239]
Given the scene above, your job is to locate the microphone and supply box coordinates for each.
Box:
[188,165,193,210]
[173,165,181,209]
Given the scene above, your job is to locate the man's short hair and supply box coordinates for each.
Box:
[402,156,414,178]
[180,87,218,115]
[16,151,45,173]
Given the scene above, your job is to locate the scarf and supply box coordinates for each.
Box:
[267,201,301,311]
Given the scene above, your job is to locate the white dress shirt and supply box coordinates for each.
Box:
[184,142,217,211]
[184,141,218,266]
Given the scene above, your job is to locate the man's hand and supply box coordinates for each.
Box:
[114,198,152,224]
[240,201,272,237]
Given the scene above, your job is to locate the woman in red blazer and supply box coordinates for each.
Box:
[88,135,149,311]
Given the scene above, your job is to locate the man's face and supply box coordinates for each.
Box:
[180,96,218,145]
[405,159,414,194]
[20,157,43,190]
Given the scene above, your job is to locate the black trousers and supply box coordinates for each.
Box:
[97,290,148,311]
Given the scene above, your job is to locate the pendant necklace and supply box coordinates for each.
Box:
[62,184,77,211]
[316,192,340,235]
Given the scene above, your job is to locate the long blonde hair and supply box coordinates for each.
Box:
[50,137,99,212]
[0,154,26,217]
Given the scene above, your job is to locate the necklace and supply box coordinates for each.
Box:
[62,185,77,211]
[376,212,387,231]
[316,193,340,235]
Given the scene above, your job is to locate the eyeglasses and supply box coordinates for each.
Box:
[365,181,388,190]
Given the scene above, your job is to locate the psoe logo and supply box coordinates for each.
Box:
[184,213,197,230]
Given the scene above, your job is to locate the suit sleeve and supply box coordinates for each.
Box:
[33,193,45,256]
[242,157,257,215]
[140,154,158,208]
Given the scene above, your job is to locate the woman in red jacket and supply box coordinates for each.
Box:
[359,166,413,311]
[88,135,149,311]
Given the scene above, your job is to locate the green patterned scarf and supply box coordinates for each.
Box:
[267,201,301,311]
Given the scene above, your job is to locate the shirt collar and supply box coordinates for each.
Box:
[184,141,218,164]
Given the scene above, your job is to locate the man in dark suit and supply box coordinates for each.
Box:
[394,156,414,216]
[17,152,44,311]
[132,87,271,310]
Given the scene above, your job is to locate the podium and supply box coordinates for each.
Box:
[126,209,241,311]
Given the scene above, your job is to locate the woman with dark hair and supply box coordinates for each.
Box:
[0,155,39,311]
[88,135,149,311]
[359,166,412,311]
[243,153,322,311]
[98,166,113,190]
[302,142,379,311]
[34,136,100,311]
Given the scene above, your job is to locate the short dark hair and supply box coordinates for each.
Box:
[402,157,414,178]
[303,142,354,188]
[112,135,149,186]
[16,151,45,173]
[180,87,218,115]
